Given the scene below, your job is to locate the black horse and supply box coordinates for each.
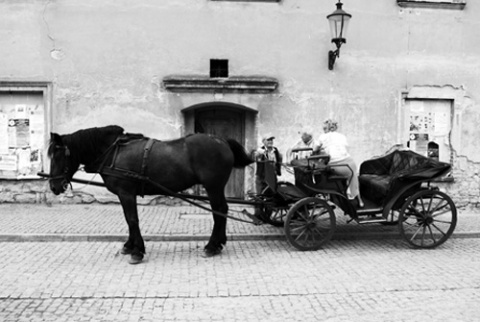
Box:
[48,125,254,264]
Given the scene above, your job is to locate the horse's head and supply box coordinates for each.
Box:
[48,133,80,195]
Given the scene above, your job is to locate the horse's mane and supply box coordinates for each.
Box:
[48,125,124,163]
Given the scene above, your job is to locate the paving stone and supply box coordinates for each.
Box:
[0,239,479,321]
[1,203,479,321]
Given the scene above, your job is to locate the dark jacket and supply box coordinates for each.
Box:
[255,146,282,177]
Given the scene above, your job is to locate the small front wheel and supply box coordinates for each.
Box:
[285,197,336,251]
[399,190,457,249]
[260,181,295,227]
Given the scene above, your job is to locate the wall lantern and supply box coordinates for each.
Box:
[326,1,352,70]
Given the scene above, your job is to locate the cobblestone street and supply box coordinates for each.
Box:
[0,204,479,321]
[0,239,479,321]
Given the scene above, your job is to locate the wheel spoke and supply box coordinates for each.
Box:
[420,225,426,246]
[298,205,310,221]
[312,226,328,237]
[426,195,433,214]
[289,223,307,232]
[406,205,424,220]
[409,224,423,242]
[309,230,317,246]
[419,197,427,217]
[429,199,448,214]
[403,218,421,228]
[290,221,307,230]
[294,226,309,242]
[430,223,447,237]
[431,207,452,218]
[426,224,437,244]
[432,219,452,225]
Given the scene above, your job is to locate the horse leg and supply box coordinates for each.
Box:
[204,188,228,257]
[118,193,145,264]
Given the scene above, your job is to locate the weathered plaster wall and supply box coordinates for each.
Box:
[1,0,480,207]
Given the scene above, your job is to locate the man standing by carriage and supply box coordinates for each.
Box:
[252,135,282,222]
[253,135,283,195]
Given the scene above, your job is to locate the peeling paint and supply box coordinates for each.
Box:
[1,0,480,206]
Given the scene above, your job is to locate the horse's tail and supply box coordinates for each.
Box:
[226,139,255,168]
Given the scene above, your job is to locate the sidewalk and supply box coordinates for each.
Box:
[0,203,479,242]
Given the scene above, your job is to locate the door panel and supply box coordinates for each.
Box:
[195,108,245,198]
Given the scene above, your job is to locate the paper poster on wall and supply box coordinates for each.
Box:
[409,113,433,133]
[0,113,8,154]
[409,133,429,156]
[9,119,30,147]
[434,111,450,136]
[15,105,28,119]
[0,102,45,179]
[29,105,45,149]
[0,154,17,171]
[407,99,452,164]
[17,148,31,175]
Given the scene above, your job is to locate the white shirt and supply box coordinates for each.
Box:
[318,132,350,163]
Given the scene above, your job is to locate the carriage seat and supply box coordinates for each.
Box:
[263,160,305,200]
[359,150,450,204]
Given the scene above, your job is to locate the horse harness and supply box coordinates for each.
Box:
[100,134,157,197]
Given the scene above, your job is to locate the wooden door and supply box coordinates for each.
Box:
[195,107,245,198]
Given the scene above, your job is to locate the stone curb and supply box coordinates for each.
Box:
[1,231,478,243]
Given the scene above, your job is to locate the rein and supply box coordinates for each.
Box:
[143,177,262,225]
[100,167,261,225]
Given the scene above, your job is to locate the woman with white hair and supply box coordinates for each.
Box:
[316,119,364,208]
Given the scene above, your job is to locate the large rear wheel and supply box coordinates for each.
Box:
[285,197,336,251]
[399,189,457,248]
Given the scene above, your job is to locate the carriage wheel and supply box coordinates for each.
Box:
[261,181,294,227]
[285,197,336,251]
[399,190,457,249]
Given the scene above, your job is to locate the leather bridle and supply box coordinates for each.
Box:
[49,137,121,191]
[49,145,74,192]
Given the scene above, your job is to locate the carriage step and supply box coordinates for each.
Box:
[356,217,388,224]
[356,207,383,215]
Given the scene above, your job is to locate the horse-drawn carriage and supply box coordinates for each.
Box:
[42,126,457,264]
[254,148,457,250]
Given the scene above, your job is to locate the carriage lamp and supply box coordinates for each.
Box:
[327,1,352,70]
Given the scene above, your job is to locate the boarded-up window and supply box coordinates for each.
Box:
[0,90,46,179]
[405,99,452,163]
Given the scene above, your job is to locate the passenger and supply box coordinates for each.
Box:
[315,119,364,208]
[286,132,318,164]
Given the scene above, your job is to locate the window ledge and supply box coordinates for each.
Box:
[397,0,466,10]
[162,76,278,93]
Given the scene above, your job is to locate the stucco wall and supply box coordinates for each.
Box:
[1,0,480,207]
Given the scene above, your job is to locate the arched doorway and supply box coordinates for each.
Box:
[183,102,257,198]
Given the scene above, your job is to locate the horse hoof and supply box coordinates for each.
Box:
[203,248,222,258]
[120,247,132,255]
[128,254,144,265]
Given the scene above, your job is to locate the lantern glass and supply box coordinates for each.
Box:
[327,2,352,42]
